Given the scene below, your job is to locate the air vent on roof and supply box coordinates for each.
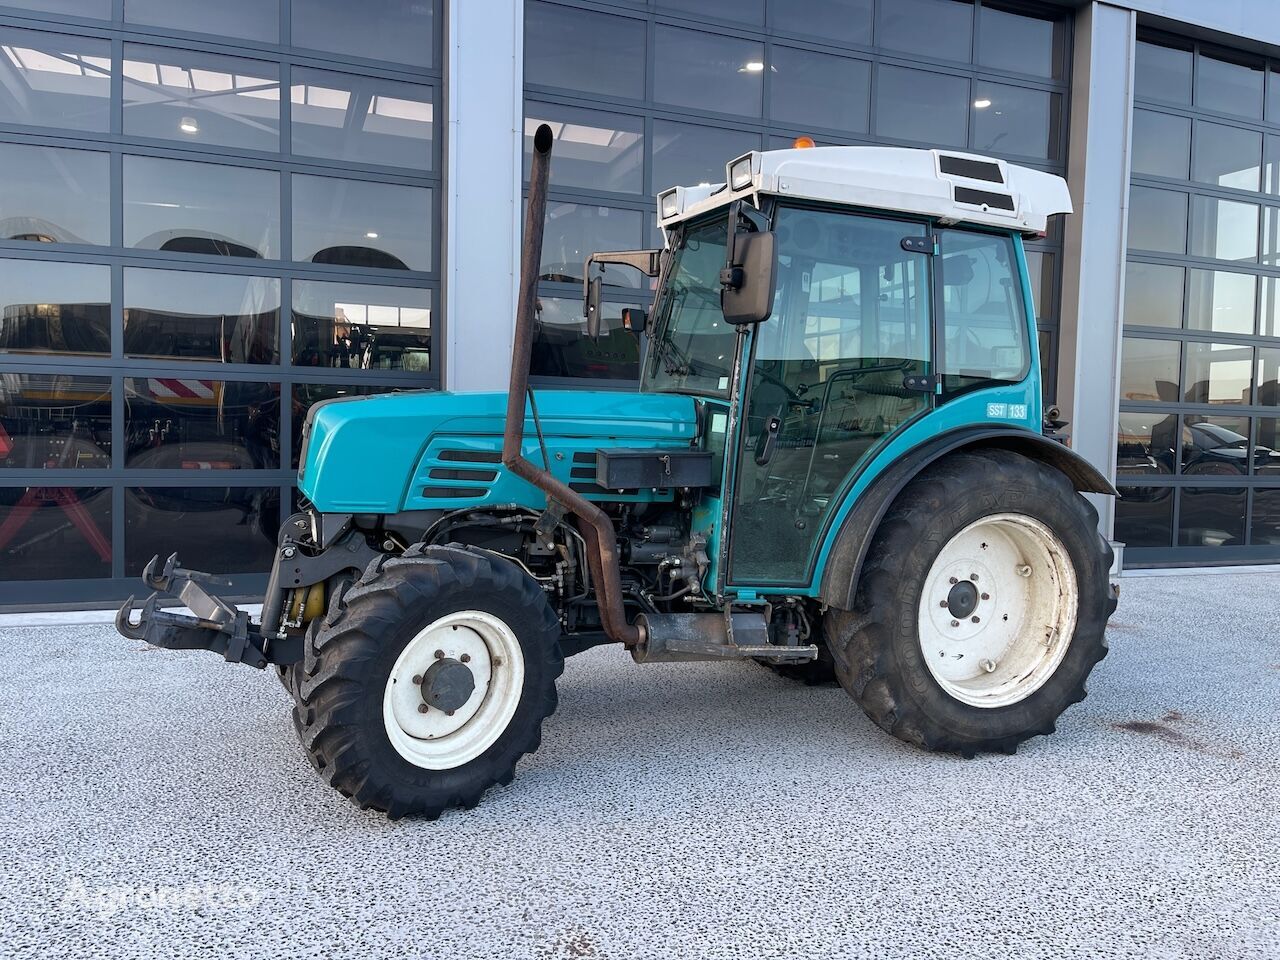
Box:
[954,186,1015,211]
[939,155,1005,184]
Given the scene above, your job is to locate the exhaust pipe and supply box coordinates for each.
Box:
[501,123,643,648]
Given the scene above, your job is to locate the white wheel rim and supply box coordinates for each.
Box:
[917,513,1078,709]
[382,610,525,770]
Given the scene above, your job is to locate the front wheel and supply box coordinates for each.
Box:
[826,449,1114,756]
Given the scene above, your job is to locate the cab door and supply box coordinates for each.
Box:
[727,205,933,585]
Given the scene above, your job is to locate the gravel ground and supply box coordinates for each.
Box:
[0,571,1277,960]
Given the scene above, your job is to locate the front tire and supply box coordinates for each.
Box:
[826,449,1113,756]
[290,544,563,819]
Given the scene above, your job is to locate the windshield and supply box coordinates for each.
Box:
[643,216,737,398]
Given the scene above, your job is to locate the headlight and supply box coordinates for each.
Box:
[659,188,680,219]
[728,154,754,191]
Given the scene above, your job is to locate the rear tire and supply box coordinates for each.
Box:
[289,544,563,818]
[825,449,1113,756]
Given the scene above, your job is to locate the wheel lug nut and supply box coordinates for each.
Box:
[981,593,990,601]
[434,649,445,659]
[970,574,978,581]
[950,619,959,627]
[446,710,455,717]
[939,600,949,608]
[949,577,958,585]
[412,674,422,685]
[971,616,980,624]
[417,704,429,713]
[460,653,471,663]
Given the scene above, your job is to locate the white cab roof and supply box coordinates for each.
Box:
[658,145,1072,235]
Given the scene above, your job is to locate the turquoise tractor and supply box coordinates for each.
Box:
[118,126,1117,819]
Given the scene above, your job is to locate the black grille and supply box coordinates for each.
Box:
[953,186,1015,211]
[939,155,1004,183]
[428,467,498,482]
[438,449,502,464]
[421,486,489,498]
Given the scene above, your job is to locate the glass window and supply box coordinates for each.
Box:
[1178,486,1246,546]
[125,377,279,469]
[1131,110,1190,180]
[970,83,1058,159]
[125,0,279,42]
[531,295,641,380]
[1195,53,1264,118]
[1180,415,1252,476]
[1124,262,1183,329]
[292,0,434,69]
[659,0,762,23]
[292,175,432,272]
[1251,487,1280,543]
[1114,486,1173,548]
[1186,269,1255,335]
[653,26,762,117]
[4,0,110,17]
[1134,41,1192,106]
[1185,341,1252,405]
[123,268,280,364]
[1127,187,1187,254]
[291,383,397,466]
[770,0,871,46]
[0,486,111,580]
[524,104,644,195]
[525,2,644,100]
[1263,206,1280,268]
[292,279,432,372]
[0,374,111,469]
[874,65,968,149]
[0,26,110,131]
[1257,347,1280,405]
[1266,136,1280,195]
[1024,250,1053,319]
[1263,276,1280,338]
[537,201,643,287]
[0,258,110,355]
[1191,121,1261,192]
[0,142,108,245]
[1189,195,1258,262]
[1120,337,1179,403]
[292,68,434,172]
[876,0,973,61]
[651,120,759,194]
[125,486,279,575]
[124,155,280,260]
[123,45,280,152]
[768,47,869,135]
[940,229,1028,393]
[1117,412,1177,476]
[977,5,1061,79]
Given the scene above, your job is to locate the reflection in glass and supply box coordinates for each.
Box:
[771,0,871,45]
[1251,488,1280,543]
[124,268,279,364]
[1195,53,1263,119]
[532,296,641,380]
[1264,277,1280,339]
[124,155,280,259]
[0,374,111,469]
[874,65,968,148]
[125,0,279,42]
[123,45,280,152]
[1127,187,1187,254]
[0,258,110,355]
[525,2,644,99]
[653,26,762,117]
[978,5,1061,78]
[1186,270,1255,335]
[1264,207,1280,268]
[292,68,433,171]
[658,0,763,24]
[523,106,643,194]
[1024,251,1053,319]
[1254,418,1280,473]
[1119,337,1179,403]
[1134,41,1192,106]
[125,486,278,575]
[0,486,111,580]
[1124,262,1182,329]
[538,202,643,287]
[1180,415,1252,476]
[1257,348,1280,406]
[291,383,396,467]
[876,0,973,61]
[293,0,433,69]
[6,0,110,17]
[768,46,869,134]
[651,120,759,194]
[970,83,1057,159]
[1191,121,1261,191]
[1185,342,1252,405]
[1114,486,1174,548]
[0,143,108,245]
[1131,110,1190,180]
[0,26,111,131]
[1267,136,1280,195]
[1189,195,1258,262]
[1117,413,1177,476]
[1178,486,1246,546]
[125,377,279,469]
[292,280,432,371]
[292,175,431,271]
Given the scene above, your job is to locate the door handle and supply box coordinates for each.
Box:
[755,414,782,466]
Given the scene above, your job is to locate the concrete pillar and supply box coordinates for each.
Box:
[1057,2,1137,545]
[442,0,524,392]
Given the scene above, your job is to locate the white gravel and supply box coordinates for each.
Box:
[0,572,1277,960]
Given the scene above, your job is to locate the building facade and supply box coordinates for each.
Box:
[0,0,1277,606]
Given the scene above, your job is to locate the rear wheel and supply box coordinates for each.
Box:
[825,449,1113,756]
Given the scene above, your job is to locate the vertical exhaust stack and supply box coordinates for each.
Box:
[501,123,643,648]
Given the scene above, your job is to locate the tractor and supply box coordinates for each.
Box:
[118,125,1117,819]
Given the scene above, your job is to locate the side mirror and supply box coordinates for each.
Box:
[720,230,776,326]
[585,275,602,341]
[621,307,646,335]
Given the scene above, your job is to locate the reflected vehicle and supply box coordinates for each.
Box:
[0,374,112,469]
[292,315,431,371]
[124,378,279,470]
[1116,415,1177,476]
[0,300,110,355]
[1182,421,1278,475]
[531,313,639,379]
[311,245,408,271]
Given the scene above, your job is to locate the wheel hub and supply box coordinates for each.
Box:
[421,658,475,713]
[946,580,980,619]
